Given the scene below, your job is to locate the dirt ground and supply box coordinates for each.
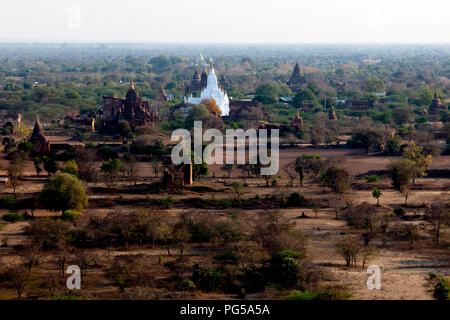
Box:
[0,146,449,300]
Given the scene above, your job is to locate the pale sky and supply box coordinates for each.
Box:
[0,0,449,43]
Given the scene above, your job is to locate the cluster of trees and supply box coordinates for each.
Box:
[0,209,349,299]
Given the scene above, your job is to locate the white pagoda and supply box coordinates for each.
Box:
[185,59,230,116]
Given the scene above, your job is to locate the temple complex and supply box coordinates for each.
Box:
[29,114,50,154]
[429,89,447,114]
[287,61,307,90]
[185,60,230,116]
[100,80,159,132]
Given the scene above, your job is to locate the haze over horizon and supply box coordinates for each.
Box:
[1,0,449,44]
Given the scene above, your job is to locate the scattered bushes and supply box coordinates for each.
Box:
[429,273,450,301]
[286,192,307,207]
[2,213,24,222]
[0,196,16,209]
[393,207,406,217]
[178,279,196,292]
[364,174,379,183]
[192,265,224,292]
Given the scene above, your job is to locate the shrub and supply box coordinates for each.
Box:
[287,193,306,207]
[429,274,450,301]
[161,196,177,209]
[2,213,24,222]
[178,279,196,292]
[191,265,224,292]
[364,174,379,183]
[214,251,239,265]
[393,207,406,217]
[0,196,16,209]
[286,290,319,300]
[264,250,307,289]
[61,210,80,221]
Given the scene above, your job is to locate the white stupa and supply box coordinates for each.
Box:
[185,59,230,116]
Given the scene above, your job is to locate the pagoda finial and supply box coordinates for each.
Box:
[130,76,135,90]
[210,58,214,69]
[434,88,439,100]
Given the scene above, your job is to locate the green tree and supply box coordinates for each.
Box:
[42,156,58,176]
[372,187,382,206]
[293,88,316,108]
[39,173,88,214]
[388,159,412,205]
[392,108,413,126]
[8,153,26,194]
[62,159,79,177]
[193,161,209,182]
[402,142,433,184]
[33,157,42,176]
[101,159,122,188]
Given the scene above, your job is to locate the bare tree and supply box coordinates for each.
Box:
[284,161,297,187]
[425,200,450,246]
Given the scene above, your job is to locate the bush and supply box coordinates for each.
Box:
[192,265,224,292]
[0,196,16,209]
[264,250,307,289]
[178,279,196,292]
[430,274,450,301]
[287,193,306,207]
[161,196,177,209]
[214,251,239,265]
[2,213,24,222]
[61,210,79,221]
[393,207,406,217]
[286,290,319,300]
[364,174,379,183]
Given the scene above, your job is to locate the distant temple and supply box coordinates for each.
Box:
[429,89,447,114]
[329,105,338,120]
[100,80,159,132]
[1,113,21,134]
[29,115,50,153]
[219,74,231,91]
[155,85,168,102]
[259,111,304,133]
[291,110,304,131]
[287,61,307,90]
[185,60,230,116]
[185,68,208,94]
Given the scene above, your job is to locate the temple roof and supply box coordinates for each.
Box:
[433,89,440,101]
[193,69,200,80]
[293,61,304,77]
[29,114,48,143]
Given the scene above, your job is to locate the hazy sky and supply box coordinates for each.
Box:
[1,0,449,43]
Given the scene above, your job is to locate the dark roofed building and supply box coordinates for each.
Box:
[29,114,50,153]
[429,89,447,114]
[351,100,370,111]
[287,61,307,90]
[100,79,159,132]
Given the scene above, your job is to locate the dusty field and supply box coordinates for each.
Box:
[0,146,449,300]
